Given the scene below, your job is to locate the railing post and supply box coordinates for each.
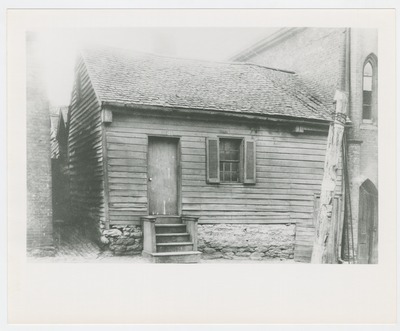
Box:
[182,216,199,250]
[141,216,157,255]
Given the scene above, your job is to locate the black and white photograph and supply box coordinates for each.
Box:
[27,26,378,264]
[5,7,397,326]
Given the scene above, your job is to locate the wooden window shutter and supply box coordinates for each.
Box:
[243,138,256,184]
[206,137,220,183]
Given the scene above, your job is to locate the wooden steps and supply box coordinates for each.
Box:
[142,216,201,263]
[155,224,187,234]
[143,251,201,263]
[156,242,194,252]
[156,233,191,243]
[155,216,182,224]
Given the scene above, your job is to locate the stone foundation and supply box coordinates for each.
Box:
[198,224,295,260]
[100,225,143,256]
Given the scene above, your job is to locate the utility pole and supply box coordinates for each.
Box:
[311,90,348,264]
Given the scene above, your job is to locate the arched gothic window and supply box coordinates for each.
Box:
[362,55,377,122]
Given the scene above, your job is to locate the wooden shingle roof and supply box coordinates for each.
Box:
[81,46,334,121]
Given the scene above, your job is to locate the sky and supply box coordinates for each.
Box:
[35,28,278,106]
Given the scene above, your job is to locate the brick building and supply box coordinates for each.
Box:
[26,32,55,256]
[232,28,378,263]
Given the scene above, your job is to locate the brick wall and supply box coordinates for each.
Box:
[26,32,54,256]
[348,29,378,184]
[347,29,378,257]
[242,28,346,99]
[236,28,378,262]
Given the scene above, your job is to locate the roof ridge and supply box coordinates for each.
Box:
[80,44,296,74]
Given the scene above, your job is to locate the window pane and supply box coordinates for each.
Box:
[363,91,372,106]
[224,170,230,182]
[364,62,373,76]
[219,138,241,182]
[362,61,376,120]
[363,76,372,91]
[363,105,372,120]
[231,172,238,182]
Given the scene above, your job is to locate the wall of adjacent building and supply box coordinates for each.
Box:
[26,32,54,256]
[235,27,378,262]
[237,28,347,101]
[68,57,106,241]
[346,28,379,255]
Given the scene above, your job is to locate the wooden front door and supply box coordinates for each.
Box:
[148,137,179,216]
[357,180,378,264]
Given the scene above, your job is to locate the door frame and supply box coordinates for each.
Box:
[357,179,378,264]
[146,135,182,216]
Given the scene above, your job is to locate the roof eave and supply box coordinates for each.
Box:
[101,101,332,127]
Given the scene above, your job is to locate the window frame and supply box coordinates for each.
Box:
[362,54,378,124]
[206,136,256,185]
[219,137,243,183]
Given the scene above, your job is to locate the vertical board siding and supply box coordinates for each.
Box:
[68,58,105,229]
[106,112,342,262]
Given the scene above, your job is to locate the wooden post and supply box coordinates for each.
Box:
[311,90,348,264]
[141,216,157,255]
[182,216,199,250]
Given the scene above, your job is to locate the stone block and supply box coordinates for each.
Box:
[126,243,141,252]
[103,229,122,237]
[203,252,223,260]
[250,252,264,260]
[203,247,216,254]
[236,252,251,257]
[100,236,109,244]
[223,252,235,259]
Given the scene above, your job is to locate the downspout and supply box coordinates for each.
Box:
[346,28,356,263]
[339,27,355,263]
[345,28,351,115]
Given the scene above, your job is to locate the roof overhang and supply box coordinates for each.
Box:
[101,101,332,131]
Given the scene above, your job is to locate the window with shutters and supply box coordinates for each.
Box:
[206,137,256,184]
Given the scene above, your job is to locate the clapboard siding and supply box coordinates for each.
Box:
[68,57,105,230]
[104,111,342,262]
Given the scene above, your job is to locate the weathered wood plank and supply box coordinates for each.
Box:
[103,110,334,258]
[108,165,147,173]
[68,58,105,227]
[108,150,147,159]
[108,177,147,184]
[112,115,327,142]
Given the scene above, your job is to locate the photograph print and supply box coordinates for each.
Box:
[26,27,378,264]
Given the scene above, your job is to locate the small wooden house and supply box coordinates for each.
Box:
[67,46,342,263]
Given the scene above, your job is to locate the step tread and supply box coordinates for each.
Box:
[151,251,202,257]
[155,224,185,227]
[156,242,193,246]
[155,215,181,217]
[156,233,189,236]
